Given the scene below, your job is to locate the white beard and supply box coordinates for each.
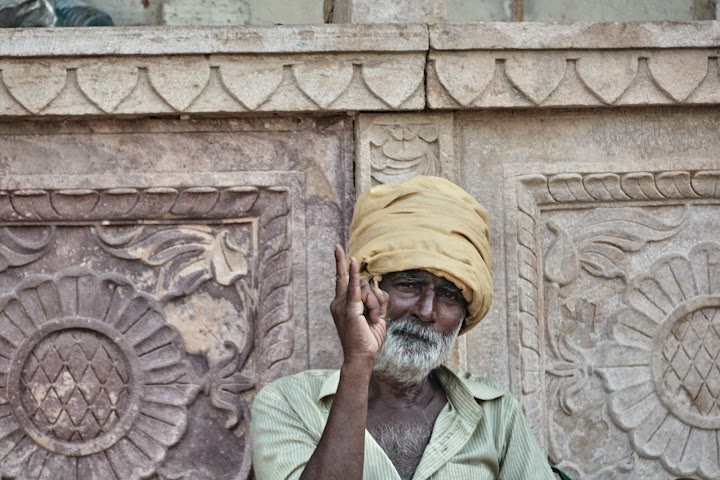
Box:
[373,316,461,387]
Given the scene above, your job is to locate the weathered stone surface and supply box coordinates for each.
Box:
[355,113,455,193]
[0,26,427,116]
[524,0,716,22]
[0,116,353,478]
[87,0,163,26]
[454,107,720,479]
[0,24,428,56]
[327,0,447,23]
[430,22,720,50]
[2,23,720,117]
[428,23,720,108]
[447,0,505,22]
[429,48,720,108]
[3,18,720,480]
[250,0,323,25]
[161,0,250,25]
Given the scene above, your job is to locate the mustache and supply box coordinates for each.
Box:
[386,317,440,344]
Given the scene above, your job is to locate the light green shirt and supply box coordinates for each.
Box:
[251,366,555,480]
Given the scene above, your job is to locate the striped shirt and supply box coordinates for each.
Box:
[251,366,555,480]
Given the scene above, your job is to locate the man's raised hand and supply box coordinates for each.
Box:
[330,245,388,367]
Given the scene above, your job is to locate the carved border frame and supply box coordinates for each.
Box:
[504,167,720,451]
[0,171,307,385]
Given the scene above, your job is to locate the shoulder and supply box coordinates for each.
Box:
[453,370,508,401]
[255,369,336,403]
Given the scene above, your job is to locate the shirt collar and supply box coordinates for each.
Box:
[318,369,341,401]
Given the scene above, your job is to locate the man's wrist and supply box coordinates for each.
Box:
[340,357,375,379]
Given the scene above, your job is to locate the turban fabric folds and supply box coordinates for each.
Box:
[348,176,493,334]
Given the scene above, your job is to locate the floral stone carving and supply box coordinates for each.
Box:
[603,242,720,479]
[356,113,454,192]
[368,122,440,184]
[510,169,720,479]
[0,174,305,478]
[0,268,199,479]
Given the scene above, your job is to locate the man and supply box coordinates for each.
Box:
[251,176,555,479]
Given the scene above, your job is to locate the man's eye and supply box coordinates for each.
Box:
[441,291,462,302]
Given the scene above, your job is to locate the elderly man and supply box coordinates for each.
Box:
[251,176,554,479]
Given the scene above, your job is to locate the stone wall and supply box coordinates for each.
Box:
[1,19,719,480]
[83,0,716,25]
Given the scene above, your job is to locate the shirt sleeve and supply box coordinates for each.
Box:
[497,395,555,480]
[250,383,320,480]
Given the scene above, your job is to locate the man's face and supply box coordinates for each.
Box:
[372,270,466,386]
[379,270,467,335]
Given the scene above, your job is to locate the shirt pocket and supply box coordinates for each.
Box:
[433,462,496,479]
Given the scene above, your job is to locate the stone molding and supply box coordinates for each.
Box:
[427,50,720,108]
[0,22,718,117]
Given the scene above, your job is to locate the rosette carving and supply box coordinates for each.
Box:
[0,268,200,480]
[601,243,720,479]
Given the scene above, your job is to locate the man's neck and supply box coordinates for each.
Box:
[366,370,448,480]
[368,370,440,409]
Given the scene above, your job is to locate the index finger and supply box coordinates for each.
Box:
[334,244,349,297]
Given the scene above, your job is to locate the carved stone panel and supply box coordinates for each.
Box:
[505,168,720,479]
[0,111,356,478]
[0,172,306,479]
[355,113,455,193]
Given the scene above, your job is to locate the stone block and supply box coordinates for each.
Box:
[447,0,505,22]
[327,0,447,23]
[428,23,720,109]
[454,107,720,479]
[0,115,354,478]
[250,0,323,25]
[0,25,427,117]
[524,0,716,21]
[161,0,250,25]
[355,112,455,193]
[86,0,163,26]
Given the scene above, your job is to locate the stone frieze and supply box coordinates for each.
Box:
[0,22,718,118]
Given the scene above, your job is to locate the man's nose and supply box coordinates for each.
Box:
[412,289,435,323]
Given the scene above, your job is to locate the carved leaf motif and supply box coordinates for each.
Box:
[2,62,67,114]
[77,61,139,113]
[383,125,434,161]
[203,341,254,430]
[94,226,248,302]
[434,52,495,106]
[573,208,688,280]
[505,52,567,105]
[148,58,211,111]
[544,221,580,286]
[293,60,353,108]
[577,52,638,104]
[362,56,424,108]
[218,60,283,110]
[648,51,709,102]
[253,193,293,382]
[0,227,54,272]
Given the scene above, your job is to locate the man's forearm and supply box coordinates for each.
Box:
[299,361,372,480]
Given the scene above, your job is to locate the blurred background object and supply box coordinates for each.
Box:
[0,0,113,27]
[0,0,56,26]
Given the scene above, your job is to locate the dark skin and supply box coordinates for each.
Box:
[298,245,466,480]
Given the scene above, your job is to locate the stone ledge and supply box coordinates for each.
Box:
[430,21,720,50]
[0,22,718,117]
[0,24,429,56]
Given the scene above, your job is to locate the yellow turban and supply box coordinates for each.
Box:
[348,176,493,334]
